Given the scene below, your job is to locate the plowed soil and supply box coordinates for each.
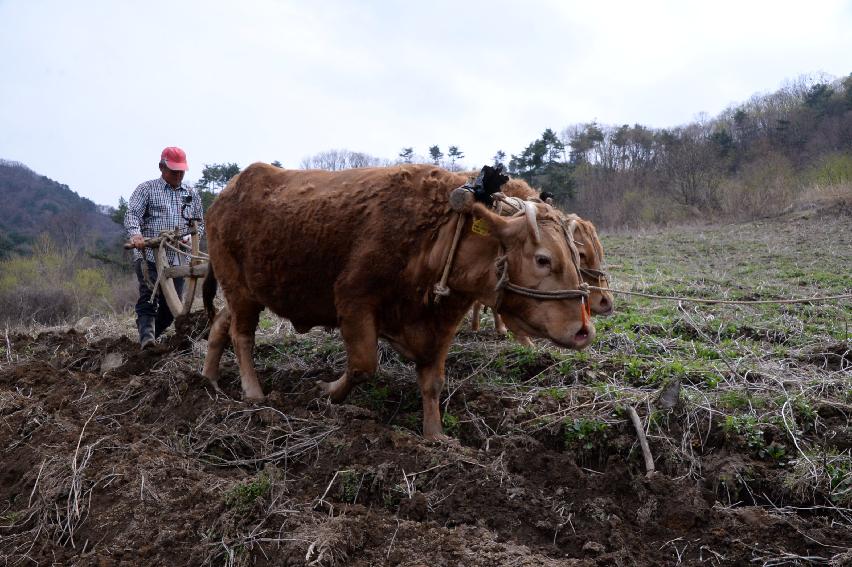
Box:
[1,314,850,566]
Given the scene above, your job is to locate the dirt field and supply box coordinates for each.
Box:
[1,210,850,566]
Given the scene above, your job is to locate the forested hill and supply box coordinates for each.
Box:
[506,73,852,227]
[0,159,124,258]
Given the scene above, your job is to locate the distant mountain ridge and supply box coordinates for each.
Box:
[0,159,124,258]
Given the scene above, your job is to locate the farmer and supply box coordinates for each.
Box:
[125,146,205,349]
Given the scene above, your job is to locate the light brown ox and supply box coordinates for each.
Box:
[201,163,595,438]
[470,188,613,345]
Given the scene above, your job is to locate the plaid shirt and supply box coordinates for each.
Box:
[124,177,205,264]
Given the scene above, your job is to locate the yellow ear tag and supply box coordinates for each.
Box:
[471,218,490,236]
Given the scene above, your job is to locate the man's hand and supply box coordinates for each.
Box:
[130,234,145,249]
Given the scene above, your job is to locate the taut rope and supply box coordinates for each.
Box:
[586,285,852,305]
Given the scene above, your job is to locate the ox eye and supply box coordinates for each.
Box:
[535,254,551,268]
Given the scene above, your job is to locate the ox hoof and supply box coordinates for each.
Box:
[316,379,350,403]
[423,433,458,446]
[202,375,225,395]
[243,390,266,403]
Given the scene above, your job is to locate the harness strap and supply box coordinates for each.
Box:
[503,282,590,300]
[581,267,609,285]
[433,212,465,302]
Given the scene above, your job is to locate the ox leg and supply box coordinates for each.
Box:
[229,302,264,402]
[493,312,508,335]
[416,358,448,440]
[318,312,378,403]
[470,302,482,332]
[201,305,231,393]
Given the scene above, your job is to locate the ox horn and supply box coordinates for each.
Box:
[523,201,541,243]
[565,219,582,269]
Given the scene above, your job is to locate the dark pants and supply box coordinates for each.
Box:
[134,259,184,338]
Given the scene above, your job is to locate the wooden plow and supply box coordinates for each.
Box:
[125,219,209,319]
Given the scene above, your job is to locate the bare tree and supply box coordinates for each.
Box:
[658,126,722,208]
[301,149,385,171]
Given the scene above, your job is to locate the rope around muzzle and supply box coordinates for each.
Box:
[581,267,609,286]
[503,282,590,300]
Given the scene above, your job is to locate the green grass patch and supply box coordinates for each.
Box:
[225,473,271,513]
[563,417,609,450]
[442,412,461,437]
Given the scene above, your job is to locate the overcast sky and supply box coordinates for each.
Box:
[1,0,850,208]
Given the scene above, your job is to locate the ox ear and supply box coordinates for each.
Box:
[471,203,529,244]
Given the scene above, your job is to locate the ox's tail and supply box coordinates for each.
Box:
[203,261,218,323]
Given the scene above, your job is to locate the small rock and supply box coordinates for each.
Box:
[101,352,124,374]
[582,541,605,555]
[72,316,95,334]
[656,379,682,409]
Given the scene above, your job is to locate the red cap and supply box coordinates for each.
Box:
[160,146,188,171]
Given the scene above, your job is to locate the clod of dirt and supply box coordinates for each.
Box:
[797,341,852,371]
[399,491,429,521]
[173,310,210,341]
[582,541,605,555]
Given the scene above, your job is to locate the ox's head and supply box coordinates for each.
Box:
[566,215,614,316]
[468,201,595,350]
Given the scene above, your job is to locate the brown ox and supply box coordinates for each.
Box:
[201,163,594,438]
[470,189,613,344]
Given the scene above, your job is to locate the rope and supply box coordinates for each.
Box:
[491,253,509,309]
[581,267,608,281]
[587,285,852,305]
[172,237,210,259]
[433,213,465,301]
[504,282,590,300]
[163,239,209,261]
